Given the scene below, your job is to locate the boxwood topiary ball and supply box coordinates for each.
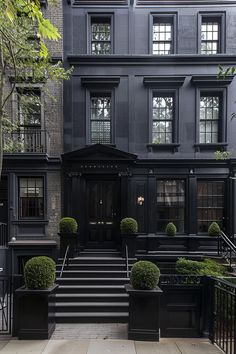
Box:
[120,218,138,234]
[24,256,56,290]
[130,261,160,290]
[165,222,177,236]
[208,222,220,236]
[59,217,78,234]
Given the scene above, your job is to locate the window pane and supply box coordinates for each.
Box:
[91,20,111,55]
[199,94,220,143]
[201,19,219,54]
[90,96,111,144]
[157,180,185,232]
[153,19,173,55]
[19,177,44,219]
[152,95,173,144]
[18,88,41,127]
[197,181,224,233]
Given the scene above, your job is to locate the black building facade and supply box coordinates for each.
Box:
[62,0,236,252]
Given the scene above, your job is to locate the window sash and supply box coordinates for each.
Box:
[19,177,44,219]
[199,95,220,143]
[201,20,220,54]
[153,20,173,55]
[91,21,111,55]
[90,96,111,144]
[152,95,174,144]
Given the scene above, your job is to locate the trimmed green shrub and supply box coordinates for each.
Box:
[120,218,138,234]
[176,257,226,276]
[24,256,56,290]
[130,261,160,290]
[59,217,78,234]
[208,222,220,236]
[165,222,177,236]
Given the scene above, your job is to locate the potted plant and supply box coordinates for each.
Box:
[14,256,58,339]
[208,222,221,236]
[120,217,138,258]
[125,260,162,341]
[165,222,177,236]
[59,217,79,258]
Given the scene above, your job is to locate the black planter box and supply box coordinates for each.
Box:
[59,233,79,258]
[125,284,163,341]
[121,234,137,258]
[14,284,58,339]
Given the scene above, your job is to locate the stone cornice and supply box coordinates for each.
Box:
[67,54,236,66]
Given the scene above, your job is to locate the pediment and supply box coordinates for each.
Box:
[62,144,137,162]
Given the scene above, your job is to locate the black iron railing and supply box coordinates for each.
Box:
[218,231,236,268]
[0,276,12,335]
[0,223,7,247]
[59,245,70,278]
[210,277,236,354]
[3,130,50,154]
[125,244,129,278]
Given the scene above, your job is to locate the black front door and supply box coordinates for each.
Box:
[86,179,120,248]
[0,177,8,224]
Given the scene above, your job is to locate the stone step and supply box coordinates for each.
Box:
[55,312,129,323]
[55,302,129,313]
[57,285,127,294]
[56,263,132,271]
[56,277,129,285]
[57,257,137,265]
[56,270,129,278]
[55,293,129,302]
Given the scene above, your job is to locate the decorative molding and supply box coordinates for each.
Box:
[136,0,236,5]
[144,76,185,88]
[147,143,180,152]
[191,75,234,87]
[81,77,120,88]
[194,143,228,152]
[72,0,128,5]
[67,55,236,66]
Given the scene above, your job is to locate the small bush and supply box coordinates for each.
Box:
[120,218,138,234]
[130,261,160,290]
[24,256,56,290]
[176,257,226,276]
[208,222,220,236]
[59,217,78,234]
[165,222,177,236]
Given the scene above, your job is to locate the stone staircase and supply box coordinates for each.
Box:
[55,249,136,323]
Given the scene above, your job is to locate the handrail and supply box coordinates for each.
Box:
[125,244,129,278]
[218,231,236,267]
[59,245,70,278]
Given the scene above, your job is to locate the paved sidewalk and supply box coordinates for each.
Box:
[0,338,222,354]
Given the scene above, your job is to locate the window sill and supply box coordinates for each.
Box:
[12,220,49,224]
[147,143,180,153]
[194,143,228,152]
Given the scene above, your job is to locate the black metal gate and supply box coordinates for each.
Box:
[0,276,12,335]
[210,277,236,354]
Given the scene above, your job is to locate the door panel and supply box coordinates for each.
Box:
[87,180,119,247]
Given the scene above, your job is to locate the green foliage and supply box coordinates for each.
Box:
[130,261,160,290]
[208,222,221,236]
[120,218,138,234]
[176,257,226,276]
[214,150,231,160]
[24,256,56,289]
[165,222,177,236]
[59,217,78,234]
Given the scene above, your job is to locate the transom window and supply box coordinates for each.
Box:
[91,18,111,55]
[153,18,173,55]
[201,18,220,54]
[19,177,44,219]
[152,95,173,144]
[200,94,220,143]
[197,181,224,233]
[90,94,111,144]
[157,180,185,233]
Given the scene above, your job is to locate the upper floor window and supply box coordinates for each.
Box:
[17,87,42,129]
[152,16,174,55]
[157,179,185,233]
[197,180,224,233]
[91,17,112,55]
[152,94,174,144]
[201,18,220,54]
[90,93,111,144]
[19,177,44,219]
[200,93,221,144]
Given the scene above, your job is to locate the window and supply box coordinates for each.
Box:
[152,94,174,144]
[90,93,111,144]
[199,13,225,54]
[157,180,185,233]
[17,88,41,128]
[199,93,221,143]
[153,17,174,55]
[91,17,112,55]
[19,177,44,219]
[197,181,224,233]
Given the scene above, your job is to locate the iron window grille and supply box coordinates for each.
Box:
[157,180,185,233]
[201,18,220,54]
[153,18,173,55]
[197,181,224,233]
[91,18,111,55]
[90,94,111,144]
[19,177,44,219]
[199,94,220,144]
[152,95,174,144]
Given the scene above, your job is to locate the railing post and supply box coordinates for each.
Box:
[208,277,215,343]
[234,290,236,354]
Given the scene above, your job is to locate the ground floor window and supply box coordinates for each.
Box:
[156,179,185,233]
[197,180,224,233]
[19,177,44,218]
